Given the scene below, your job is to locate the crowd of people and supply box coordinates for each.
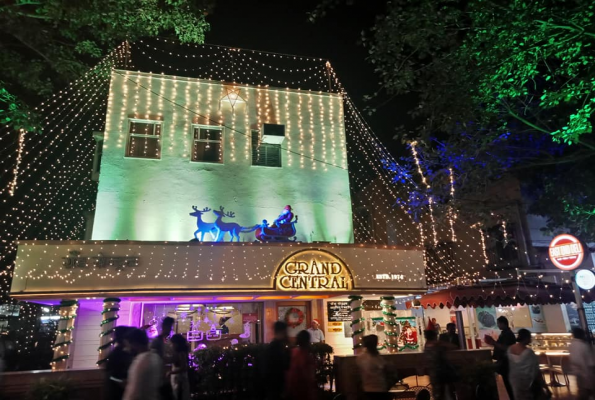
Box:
[484,316,595,400]
[355,315,595,400]
[104,317,190,400]
[103,313,595,400]
[104,318,325,400]
[264,321,321,400]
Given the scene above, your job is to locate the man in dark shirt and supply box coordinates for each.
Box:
[264,321,290,400]
[439,323,460,349]
[150,316,174,360]
[150,317,175,400]
[485,316,516,400]
[105,326,133,400]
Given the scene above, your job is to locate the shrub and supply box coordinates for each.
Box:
[28,378,72,400]
[191,342,334,399]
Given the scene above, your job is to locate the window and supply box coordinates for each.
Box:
[192,126,223,163]
[251,130,281,167]
[126,120,162,159]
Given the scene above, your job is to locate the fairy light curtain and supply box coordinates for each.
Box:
[0,39,556,299]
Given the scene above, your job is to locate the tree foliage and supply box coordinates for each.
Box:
[343,0,595,241]
[0,0,212,131]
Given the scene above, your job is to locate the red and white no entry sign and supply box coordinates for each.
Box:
[548,234,584,271]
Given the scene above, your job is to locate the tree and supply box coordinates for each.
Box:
[322,0,595,241]
[0,0,213,130]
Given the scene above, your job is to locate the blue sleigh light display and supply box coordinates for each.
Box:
[255,205,298,242]
[189,205,298,242]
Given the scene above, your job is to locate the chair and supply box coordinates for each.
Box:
[560,355,572,387]
[547,354,569,387]
[537,352,551,381]
[389,385,432,400]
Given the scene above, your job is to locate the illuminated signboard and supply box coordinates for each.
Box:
[576,269,595,290]
[548,234,584,271]
[274,249,353,291]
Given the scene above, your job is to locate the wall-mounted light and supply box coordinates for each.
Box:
[220,88,245,111]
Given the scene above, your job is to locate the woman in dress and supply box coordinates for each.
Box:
[507,329,550,400]
[286,330,317,400]
[169,334,190,400]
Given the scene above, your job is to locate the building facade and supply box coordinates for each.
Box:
[92,70,353,243]
[11,70,427,370]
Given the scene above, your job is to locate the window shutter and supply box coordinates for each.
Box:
[252,131,281,167]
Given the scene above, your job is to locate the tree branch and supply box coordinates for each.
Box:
[10,34,55,68]
[505,107,551,135]
[535,20,595,39]
[510,151,595,170]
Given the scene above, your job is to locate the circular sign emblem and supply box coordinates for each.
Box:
[548,234,584,271]
[576,269,595,291]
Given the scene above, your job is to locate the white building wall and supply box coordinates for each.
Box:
[543,304,569,333]
[119,300,131,327]
[92,71,353,243]
[71,300,103,369]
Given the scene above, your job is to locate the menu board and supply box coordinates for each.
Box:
[327,301,351,322]
[584,303,595,332]
[363,300,382,311]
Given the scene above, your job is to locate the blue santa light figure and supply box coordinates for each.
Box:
[273,205,293,227]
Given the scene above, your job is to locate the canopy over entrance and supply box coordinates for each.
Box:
[415,284,594,309]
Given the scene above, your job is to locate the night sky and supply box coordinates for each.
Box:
[205,0,408,155]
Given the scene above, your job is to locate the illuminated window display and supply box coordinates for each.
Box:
[141,302,263,350]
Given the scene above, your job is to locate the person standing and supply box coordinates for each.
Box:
[424,330,458,400]
[151,316,175,359]
[484,316,516,400]
[169,334,190,400]
[150,317,175,400]
[433,318,441,334]
[286,330,317,400]
[356,335,390,400]
[439,323,460,349]
[123,329,163,400]
[306,319,325,344]
[264,321,291,400]
[569,327,595,400]
[506,329,550,400]
[104,326,133,400]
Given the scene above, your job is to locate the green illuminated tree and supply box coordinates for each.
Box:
[317,0,595,240]
[0,0,213,131]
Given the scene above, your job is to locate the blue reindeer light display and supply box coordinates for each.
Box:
[212,207,259,242]
[189,206,218,241]
[189,205,298,242]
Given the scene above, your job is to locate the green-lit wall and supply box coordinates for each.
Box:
[92,70,354,243]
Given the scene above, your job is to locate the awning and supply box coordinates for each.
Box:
[415,284,595,309]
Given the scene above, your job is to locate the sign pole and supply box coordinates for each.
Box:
[572,271,591,339]
[548,234,589,336]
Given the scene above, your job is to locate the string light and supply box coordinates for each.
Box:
[6,129,25,197]
[0,40,534,365]
[97,298,121,365]
[380,296,399,352]
[448,167,457,243]
[51,300,78,371]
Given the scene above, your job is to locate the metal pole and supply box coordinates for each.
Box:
[571,271,590,338]
[454,310,467,350]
